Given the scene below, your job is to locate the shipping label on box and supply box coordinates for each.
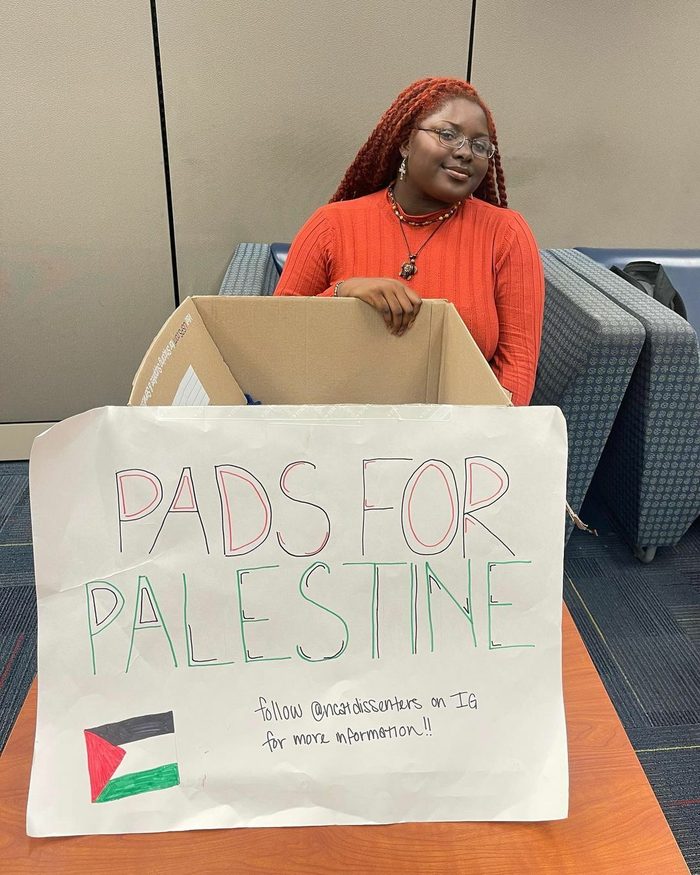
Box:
[130,299,247,406]
[27,404,568,836]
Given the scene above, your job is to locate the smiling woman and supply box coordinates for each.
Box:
[274,78,544,407]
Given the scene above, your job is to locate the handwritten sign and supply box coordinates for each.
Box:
[27,405,569,835]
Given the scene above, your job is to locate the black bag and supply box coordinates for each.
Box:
[610,261,688,319]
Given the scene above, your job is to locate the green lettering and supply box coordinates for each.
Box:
[125,576,178,672]
[296,562,349,662]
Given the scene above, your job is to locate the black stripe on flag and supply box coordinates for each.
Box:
[86,711,174,745]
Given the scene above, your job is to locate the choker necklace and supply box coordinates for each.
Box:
[387,184,461,226]
[387,185,461,280]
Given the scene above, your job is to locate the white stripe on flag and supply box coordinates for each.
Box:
[110,733,177,780]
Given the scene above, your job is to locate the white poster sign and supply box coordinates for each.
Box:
[27,405,568,835]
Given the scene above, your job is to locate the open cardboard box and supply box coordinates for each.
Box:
[130,297,509,407]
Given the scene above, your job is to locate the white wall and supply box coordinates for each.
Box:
[1,1,175,424]
[471,1,700,247]
[156,0,472,297]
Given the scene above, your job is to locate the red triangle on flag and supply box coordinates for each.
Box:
[84,730,126,802]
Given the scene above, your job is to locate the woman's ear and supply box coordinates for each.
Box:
[399,140,410,158]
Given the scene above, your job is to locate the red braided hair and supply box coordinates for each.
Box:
[330,78,507,208]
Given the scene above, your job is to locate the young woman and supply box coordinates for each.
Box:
[274,77,544,406]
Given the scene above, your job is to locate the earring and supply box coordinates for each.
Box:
[398,156,407,181]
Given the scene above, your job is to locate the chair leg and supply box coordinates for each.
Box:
[634,545,657,563]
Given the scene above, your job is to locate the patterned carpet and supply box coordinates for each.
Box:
[0,459,698,868]
[564,490,700,872]
[0,462,36,758]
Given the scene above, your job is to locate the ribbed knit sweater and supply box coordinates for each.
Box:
[274,188,544,406]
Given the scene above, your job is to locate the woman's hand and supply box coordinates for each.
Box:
[336,278,422,335]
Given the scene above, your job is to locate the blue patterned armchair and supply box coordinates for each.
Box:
[551,249,700,561]
[219,243,646,544]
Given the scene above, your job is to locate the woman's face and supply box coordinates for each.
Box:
[398,97,491,213]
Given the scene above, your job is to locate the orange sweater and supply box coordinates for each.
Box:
[274,188,544,406]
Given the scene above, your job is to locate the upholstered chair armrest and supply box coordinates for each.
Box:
[219,243,279,297]
[534,251,645,532]
[550,248,700,554]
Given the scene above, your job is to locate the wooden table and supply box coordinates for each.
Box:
[0,610,688,874]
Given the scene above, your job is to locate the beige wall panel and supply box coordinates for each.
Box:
[1,1,175,422]
[472,1,700,248]
[157,0,472,295]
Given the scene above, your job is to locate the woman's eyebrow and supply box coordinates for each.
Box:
[436,118,490,137]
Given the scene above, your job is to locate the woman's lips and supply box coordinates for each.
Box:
[442,166,471,182]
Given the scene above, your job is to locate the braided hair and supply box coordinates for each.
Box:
[330,78,507,208]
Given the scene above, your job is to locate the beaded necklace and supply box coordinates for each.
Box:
[387,185,462,280]
[386,184,460,226]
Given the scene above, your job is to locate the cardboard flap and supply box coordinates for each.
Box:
[438,306,510,404]
[194,296,448,404]
[129,298,246,406]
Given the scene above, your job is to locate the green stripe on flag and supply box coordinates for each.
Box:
[96,762,179,802]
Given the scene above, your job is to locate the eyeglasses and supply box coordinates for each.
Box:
[415,128,496,160]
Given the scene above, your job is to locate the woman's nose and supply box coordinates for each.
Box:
[451,139,474,161]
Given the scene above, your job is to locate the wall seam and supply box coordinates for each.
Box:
[150,0,180,307]
[466,0,477,82]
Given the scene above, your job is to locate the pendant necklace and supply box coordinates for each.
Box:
[397,220,445,280]
[387,185,461,281]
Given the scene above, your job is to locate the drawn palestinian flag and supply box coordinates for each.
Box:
[84,711,179,803]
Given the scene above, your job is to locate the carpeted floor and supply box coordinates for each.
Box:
[0,459,698,869]
[564,491,700,872]
[0,462,36,758]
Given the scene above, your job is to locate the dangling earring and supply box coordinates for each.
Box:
[398,156,407,181]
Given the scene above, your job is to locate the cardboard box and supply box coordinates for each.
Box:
[130,296,509,407]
